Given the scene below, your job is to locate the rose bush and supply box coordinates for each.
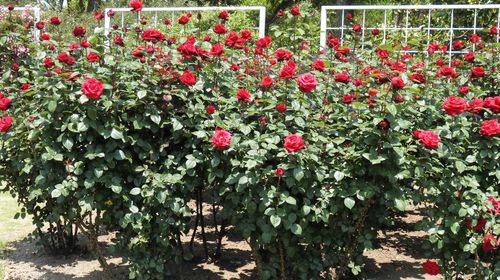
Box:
[0,4,499,280]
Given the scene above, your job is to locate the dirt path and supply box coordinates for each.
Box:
[1,198,443,280]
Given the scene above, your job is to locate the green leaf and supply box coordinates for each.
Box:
[172,118,183,131]
[455,161,466,174]
[186,158,197,169]
[270,215,281,228]
[111,185,122,194]
[291,224,302,235]
[129,205,139,213]
[111,128,123,140]
[51,189,61,198]
[48,101,57,112]
[238,175,248,185]
[130,188,141,195]
[293,167,304,181]
[150,115,161,125]
[344,197,355,209]
[63,138,73,150]
[137,90,147,99]
[334,171,345,181]
[394,198,407,211]
[285,196,296,205]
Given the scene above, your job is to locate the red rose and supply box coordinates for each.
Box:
[276,103,287,113]
[236,89,251,103]
[490,26,498,35]
[394,95,404,103]
[458,86,469,95]
[72,26,86,37]
[0,97,11,110]
[279,60,296,79]
[467,98,484,114]
[465,216,486,231]
[256,36,272,48]
[297,73,317,93]
[342,94,353,104]
[40,33,51,41]
[391,76,405,90]
[437,66,459,78]
[206,105,216,115]
[275,49,293,61]
[442,96,467,116]
[352,24,362,33]
[129,0,142,12]
[471,66,485,78]
[20,83,30,91]
[94,12,104,21]
[452,40,464,50]
[335,72,350,84]
[179,70,197,86]
[275,168,285,177]
[210,43,224,56]
[417,130,440,149]
[311,59,325,71]
[422,260,440,275]
[480,119,500,137]
[114,35,124,46]
[259,76,273,89]
[409,73,426,84]
[240,30,252,40]
[378,119,390,130]
[284,134,305,153]
[487,196,500,214]
[219,10,229,20]
[290,6,300,16]
[50,16,62,25]
[178,15,190,25]
[0,116,13,133]
[141,29,166,43]
[368,88,378,96]
[35,21,45,30]
[277,10,285,17]
[82,78,104,99]
[107,9,115,17]
[345,13,353,21]
[484,96,500,113]
[372,28,380,35]
[86,52,100,62]
[213,23,228,34]
[470,33,481,43]
[464,52,475,62]
[481,234,498,252]
[212,128,231,150]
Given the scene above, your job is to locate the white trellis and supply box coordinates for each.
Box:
[104,6,266,39]
[1,6,42,41]
[320,4,500,62]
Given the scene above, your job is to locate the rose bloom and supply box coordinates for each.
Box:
[259,76,273,89]
[141,29,166,43]
[422,260,440,275]
[464,52,475,62]
[471,66,485,78]
[276,103,286,113]
[416,130,440,149]
[260,116,267,125]
[275,49,293,61]
[279,60,296,79]
[206,105,216,115]
[213,23,228,34]
[50,16,62,25]
[107,9,115,17]
[394,95,404,103]
[484,96,500,113]
[129,0,142,12]
[465,216,486,231]
[219,10,229,20]
[311,59,325,71]
[470,33,481,43]
[290,5,300,16]
[391,76,405,90]
[372,28,380,35]
[0,97,11,110]
[481,234,499,252]
[297,73,317,93]
[20,83,30,91]
[409,73,426,84]
[458,86,469,95]
[40,33,51,41]
[210,43,224,56]
[480,119,500,137]
[467,98,484,114]
[114,35,124,46]
[0,116,13,133]
[378,119,390,130]
[35,21,45,30]
[352,24,362,33]
[94,12,104,21]
[490,26,498,35]
[256,36,272,48]
[353,78,363,86]
[240,30,252,40]
[442,96,467,116]
[284,134,305,153]
[487,196,500,214]
[335,72,350,84]
[82,78,104,99]
[275,168,285,177]
[342,94,353,104]
[178,15,190,25]
[43,57,55,68]
[179,70,197,86]
[72,26,86,37]
[86,52,100,62]
[212,128,231,150]
[236,89,251,103]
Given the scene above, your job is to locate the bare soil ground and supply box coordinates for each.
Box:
[1,199,443,280]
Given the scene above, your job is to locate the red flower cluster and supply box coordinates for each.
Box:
[413,130,440,149]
